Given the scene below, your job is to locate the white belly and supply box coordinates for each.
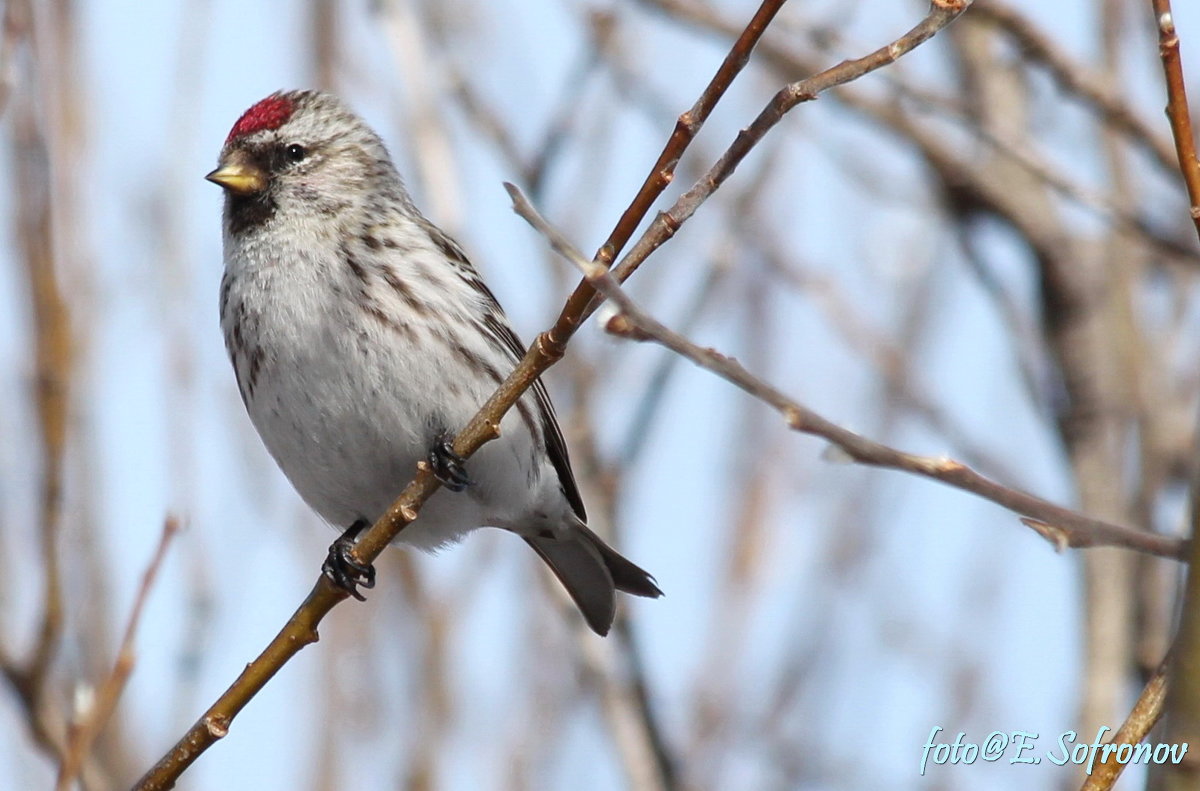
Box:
[224,259,554,550]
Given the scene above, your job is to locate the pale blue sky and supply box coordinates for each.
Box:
[3,0,1198,789]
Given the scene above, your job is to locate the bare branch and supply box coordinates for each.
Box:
[56,517,180,791]
[596,0,973,315]
[1079,650,1170,791]
[1153,4,1200,787]
[972,0,1179,177]
[506,182,1186,562]
[1152,0,1200,243]
[552,0,790,328]
[2,4,74,772]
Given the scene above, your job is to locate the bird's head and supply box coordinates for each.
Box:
[208,90,400,235]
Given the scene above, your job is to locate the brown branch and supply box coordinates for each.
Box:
[563,372,684,788]
[310,0,339,93]
[761,4,1189,256]
[1152,0,1200,243]
[1079,651,1170,791]
[554,0,789,325]
[0,0,25,117]
[1,4,72,771]
[972,0,1179,178]
[21,70,69,699]
[756,238,1026,486]
[595,0,973,315]
[1155,4,1200,788]
[378,1,463,230]
[506,182,1186,562]
[649,0,1200,268]
[56,517,180,791]
[580,628,678,791]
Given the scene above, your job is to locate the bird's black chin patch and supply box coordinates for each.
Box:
[226,192,277,235]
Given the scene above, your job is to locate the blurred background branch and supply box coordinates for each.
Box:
[4,0,1200,789]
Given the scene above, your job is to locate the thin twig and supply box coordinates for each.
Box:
[595,0,973,317]
[580,630,676,791]
[1,7,73,769]
[1079,650,1170,791]
[757,238,1027,486]
[972,0,1178,177]
[1153,3,1200,788]
[506,182,1186,562]
[56,517,180,791]
[555,0,789,325]
[649,0,1200,267]
[1152,0,1200,242]
[378,0,463,229]
[0,0,26,117]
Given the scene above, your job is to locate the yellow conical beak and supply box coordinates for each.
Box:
[206,155,266,196]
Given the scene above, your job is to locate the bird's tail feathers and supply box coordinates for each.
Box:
[524,525,661,636]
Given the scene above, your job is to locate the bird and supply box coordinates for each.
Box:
[206,90,661,635]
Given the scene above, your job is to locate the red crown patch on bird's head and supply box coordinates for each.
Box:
[226,94,295,144]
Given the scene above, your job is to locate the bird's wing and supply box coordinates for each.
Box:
[427,224,587,522]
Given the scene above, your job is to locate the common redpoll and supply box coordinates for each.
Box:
[206,90,660,635]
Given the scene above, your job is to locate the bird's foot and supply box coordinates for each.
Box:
[429,438,472,492]
[322,519,376,601]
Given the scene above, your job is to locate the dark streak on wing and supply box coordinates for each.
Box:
[380,264,430,316]
[426,223,587,523]
[341,242,368,284]
[364,302,416,342]
[466,342,540,455]
[223,300,253,406]
[245,345,264,397]
[218,271,233,320]
[478,309,586,522]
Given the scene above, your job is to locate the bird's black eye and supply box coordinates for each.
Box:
[284,143,307,162]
